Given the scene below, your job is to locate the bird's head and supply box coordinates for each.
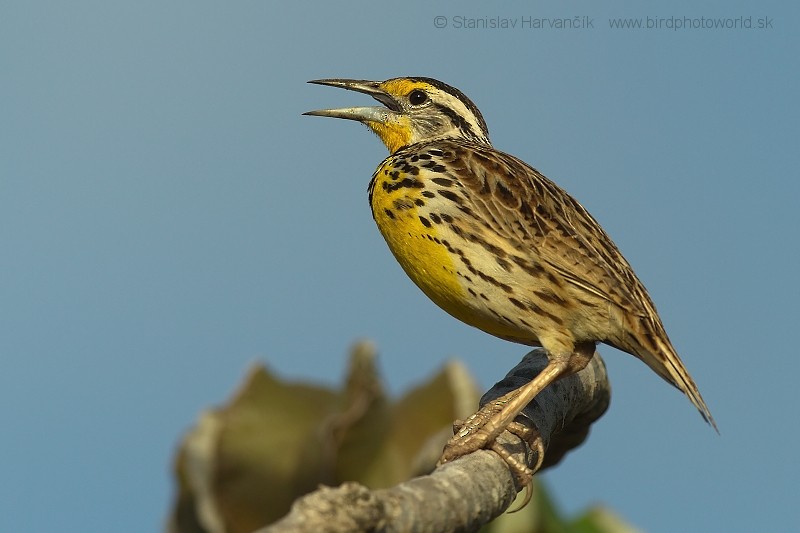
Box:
[304,77,490,154]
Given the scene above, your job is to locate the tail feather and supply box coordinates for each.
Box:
[638,335,718,432]
[607,327,718,433]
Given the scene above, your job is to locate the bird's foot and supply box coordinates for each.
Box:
[439,402,504,464]
[438,396,543,491]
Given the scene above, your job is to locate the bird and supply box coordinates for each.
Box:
[304,76,716,480]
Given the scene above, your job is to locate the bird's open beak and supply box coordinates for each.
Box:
[303,79,400,123]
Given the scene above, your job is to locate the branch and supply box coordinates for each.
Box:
[260,348,611,533]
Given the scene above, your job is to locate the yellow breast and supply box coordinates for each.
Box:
[369,157,536,344]
[370,162,466,311]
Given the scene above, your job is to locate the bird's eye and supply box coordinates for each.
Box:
[408,90,428,106]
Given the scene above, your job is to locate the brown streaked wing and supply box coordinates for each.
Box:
[450,141,658,323]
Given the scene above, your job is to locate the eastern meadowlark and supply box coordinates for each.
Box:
[305,77,716,479]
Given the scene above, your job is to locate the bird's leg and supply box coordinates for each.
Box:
[439,358,570,466]
[447,386,525,445]
[439,346,594,481]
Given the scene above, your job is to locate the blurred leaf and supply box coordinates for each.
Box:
[168,341,480,532]
[570,507,641,533]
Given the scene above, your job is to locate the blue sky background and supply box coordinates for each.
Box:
[2,1,798,531]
